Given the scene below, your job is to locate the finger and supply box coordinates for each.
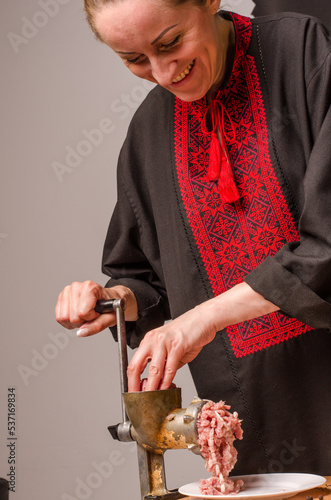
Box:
[56,286,82,329]
[76,312,116,337]
[127,350,152,392]
[76,281,104,323]
[55,290,66,326]
[69,281,105,327]
[144,344,168,392]
[158,352,182,390]
[68,282,86,327]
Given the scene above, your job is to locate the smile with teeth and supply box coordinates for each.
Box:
[172,60,195,83]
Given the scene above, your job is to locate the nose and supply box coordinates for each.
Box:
[149,55,176,87]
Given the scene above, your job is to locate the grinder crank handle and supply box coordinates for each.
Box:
[95,298,129,422]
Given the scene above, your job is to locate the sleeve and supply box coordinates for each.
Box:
[245,43,331,330]
[102,161,171,349]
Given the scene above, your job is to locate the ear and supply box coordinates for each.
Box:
[206,0,221,15]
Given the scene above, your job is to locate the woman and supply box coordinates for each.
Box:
[56,0,331,475]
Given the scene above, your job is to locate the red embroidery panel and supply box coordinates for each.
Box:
[174,13,312,358]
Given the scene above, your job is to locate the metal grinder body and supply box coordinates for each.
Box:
[95,299,207,500]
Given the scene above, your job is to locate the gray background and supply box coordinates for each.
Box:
[0,0,316,498]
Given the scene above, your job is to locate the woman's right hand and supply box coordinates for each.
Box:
[55,281,138,337]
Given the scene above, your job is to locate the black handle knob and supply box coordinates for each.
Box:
[95,298,126,314]
[95,299,116,314]
[108,424,120,441]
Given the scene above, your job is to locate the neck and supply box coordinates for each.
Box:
[207,17,236,102]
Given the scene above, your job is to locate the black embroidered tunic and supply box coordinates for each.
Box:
[102,12,331,474]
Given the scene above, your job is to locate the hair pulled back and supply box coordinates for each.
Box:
[84,0,208,40]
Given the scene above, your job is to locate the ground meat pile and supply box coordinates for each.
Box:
[197,400,244,495]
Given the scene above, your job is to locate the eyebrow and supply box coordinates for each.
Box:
[116,50,137,55]
[115,24,179,55]
[151,24,178,45]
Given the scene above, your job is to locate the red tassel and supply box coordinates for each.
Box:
[207,132,221,181]
[218,153,240,204]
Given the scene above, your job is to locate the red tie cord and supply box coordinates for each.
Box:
[207,131,222,181]
[204,99,240,204]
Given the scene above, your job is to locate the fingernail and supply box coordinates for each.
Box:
[77,328,89,337]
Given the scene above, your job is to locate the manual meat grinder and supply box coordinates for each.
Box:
[95,298,208,500]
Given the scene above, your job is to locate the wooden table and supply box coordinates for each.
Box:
[290,476,330,500]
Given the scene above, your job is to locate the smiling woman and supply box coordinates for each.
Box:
[56,0,331,477]
[86,0,234,102]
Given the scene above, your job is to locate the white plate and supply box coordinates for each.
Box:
[178,473,326,499]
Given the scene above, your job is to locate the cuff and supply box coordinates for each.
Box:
[244,256,331,331]
[105,277,170,348]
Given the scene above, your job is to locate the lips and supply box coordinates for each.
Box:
[172,60,195,83]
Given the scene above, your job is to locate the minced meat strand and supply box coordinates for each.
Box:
[197,400,244,495]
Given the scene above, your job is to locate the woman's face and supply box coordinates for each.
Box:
[94,0,231,102]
